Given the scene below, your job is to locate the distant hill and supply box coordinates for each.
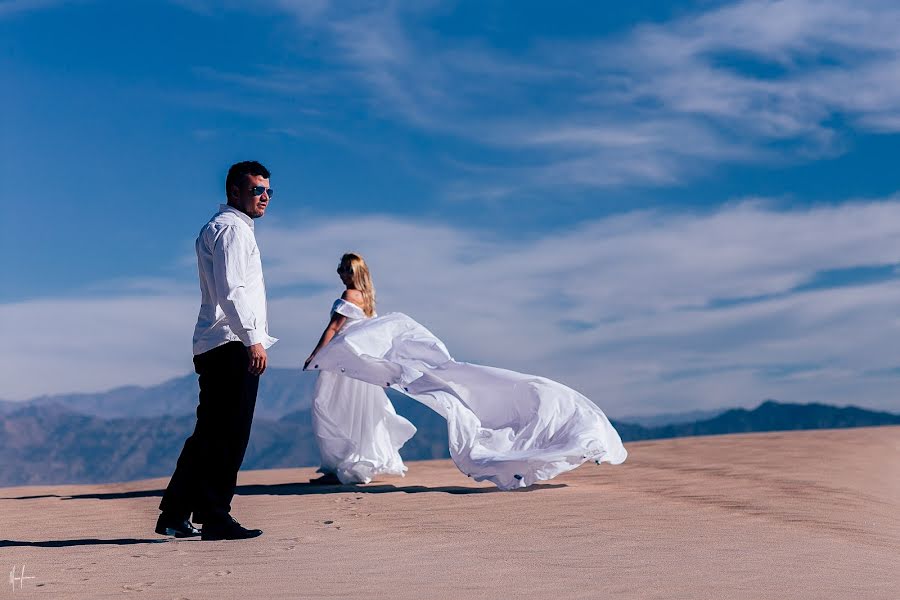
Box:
[1,398,897,487]
[8,368,317,420]
[610,401,900,441]
[0,403,322,487]
[617,408,726,427]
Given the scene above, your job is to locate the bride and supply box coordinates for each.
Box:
[304,253,627,490]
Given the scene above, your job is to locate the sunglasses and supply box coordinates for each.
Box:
[249,185,274,198]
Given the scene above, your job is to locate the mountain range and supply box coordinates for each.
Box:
[2,370,898,487]
[1,368,318,420]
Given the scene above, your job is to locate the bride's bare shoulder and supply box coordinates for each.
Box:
[341,288,365,307]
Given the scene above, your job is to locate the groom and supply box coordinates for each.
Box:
[156,160,277,541]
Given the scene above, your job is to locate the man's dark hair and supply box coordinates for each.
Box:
[225,161,270,197]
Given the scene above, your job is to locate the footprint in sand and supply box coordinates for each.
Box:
[122,582,154,592]
[197,569,232,582]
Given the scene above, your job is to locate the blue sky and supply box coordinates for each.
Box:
[3,0,900,416]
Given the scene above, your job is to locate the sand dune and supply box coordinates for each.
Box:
[2,427,897,599]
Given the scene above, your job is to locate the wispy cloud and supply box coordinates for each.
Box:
[167,0,900,195]
[5,198,900,415]
[591,0,900,143]
[0,0,77,17]
[11,1,900,195]
[1,294,198,399]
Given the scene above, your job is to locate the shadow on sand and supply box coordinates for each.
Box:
[0,538,168,548]
[2,481,566,501]
[0,482,566,549]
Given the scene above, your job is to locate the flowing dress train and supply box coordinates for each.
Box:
[307,301,627,490]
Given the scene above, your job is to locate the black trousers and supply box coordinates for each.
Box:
[159,341,259,524]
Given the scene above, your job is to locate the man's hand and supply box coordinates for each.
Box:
[247,343,267,376]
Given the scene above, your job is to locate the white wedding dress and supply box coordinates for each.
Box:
[311,299,417,484]
[307,299,627,490]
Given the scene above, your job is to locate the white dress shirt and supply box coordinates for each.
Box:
[192,204,278,355]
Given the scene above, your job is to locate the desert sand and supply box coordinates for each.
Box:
[1,427,898,599]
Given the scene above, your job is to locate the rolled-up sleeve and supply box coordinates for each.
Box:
[212,226,267,347]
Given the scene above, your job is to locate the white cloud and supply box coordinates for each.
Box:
[4,199,900,416]
[0,0,75,18]
[15,1,900,192]
[185,0,900,193]
[1,295,198,399]
[596,0,900,138]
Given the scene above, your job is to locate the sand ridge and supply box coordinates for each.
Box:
[1,427,898,599]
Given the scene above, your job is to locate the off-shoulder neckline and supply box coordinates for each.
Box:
[336,297,365,311]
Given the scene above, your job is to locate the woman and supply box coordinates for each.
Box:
[303,253,416,484]
[305,253,627,490]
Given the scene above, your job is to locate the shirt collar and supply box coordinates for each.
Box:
[219,204,255,230]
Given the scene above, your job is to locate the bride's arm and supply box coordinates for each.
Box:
[303,312,347,370]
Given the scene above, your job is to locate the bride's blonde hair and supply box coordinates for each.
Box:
[338,252,376,317]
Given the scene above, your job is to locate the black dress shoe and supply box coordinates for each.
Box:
[201,516,263,541]
[155,512,200,538]
[309,472,342,485]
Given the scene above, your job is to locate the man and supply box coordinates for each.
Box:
[156,160,277,541]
